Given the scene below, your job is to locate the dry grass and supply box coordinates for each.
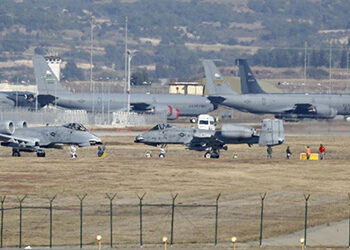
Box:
[0,134,350,247]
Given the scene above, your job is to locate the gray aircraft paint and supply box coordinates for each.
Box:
[0,91,38,109]
[135,119,284,158]
[203,59,350,119]
[0,121,102,156]
[33,55,215,118]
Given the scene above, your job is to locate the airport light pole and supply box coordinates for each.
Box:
[90,16,95,116]
[329,42,332,94]
[124,16,128,95]
[304,41,308,92]
[127,51,132,114]
[347,49,349,93]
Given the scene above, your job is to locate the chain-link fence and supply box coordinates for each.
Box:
[0,193,350,248]
[0,109,166,126]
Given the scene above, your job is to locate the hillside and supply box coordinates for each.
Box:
[1,0,350,83]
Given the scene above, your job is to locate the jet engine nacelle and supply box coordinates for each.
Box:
[15,121,28,129]
[221,124,255,138]
[153,105,180,120]
[313,105,337,119]
[0,121,15,135]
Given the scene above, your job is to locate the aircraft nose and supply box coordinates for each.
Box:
[134,135,144,143]
[89,135,102,145]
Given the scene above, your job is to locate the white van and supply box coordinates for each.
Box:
[197,114,216,130]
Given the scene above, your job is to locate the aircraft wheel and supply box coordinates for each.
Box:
[37,151,46,157]
[159,153,166,158]
[12,149,21,157]
[204,152,211,159]
[190,118,196,123]
[212,153,220,159]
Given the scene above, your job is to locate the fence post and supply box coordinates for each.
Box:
[303,194,310,247]
[137,193,146,247]
[170,193,178,245]
[0,196,6,248]
[47,195,56,248]
[77,194,87,249]
[106,193,117,248]
[214,193,221,246]
[259,193,267,247]
[17,195,27,249]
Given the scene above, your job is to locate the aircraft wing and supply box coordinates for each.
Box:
[271,103,315,114]
[188,135,225,151]
[0,133,40,149]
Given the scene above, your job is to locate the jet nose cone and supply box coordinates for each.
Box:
[134,135,144,143]
[89,135,102,145]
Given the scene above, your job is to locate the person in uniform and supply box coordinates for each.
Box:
[286,146,292,159]
[267,146,272,159]
[305,146,311,160]
[319,144,325,160]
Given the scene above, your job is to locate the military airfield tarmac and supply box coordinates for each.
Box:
[0,121,350,248]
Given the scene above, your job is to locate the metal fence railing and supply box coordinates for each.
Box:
[0,193,350,248]
[0,109,166,126]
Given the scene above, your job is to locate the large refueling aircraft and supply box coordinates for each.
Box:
[134,119,284,158]
[33,55,216,120]
[203,59,350,121]
[0,121,102,157]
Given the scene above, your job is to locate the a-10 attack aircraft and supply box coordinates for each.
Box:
[134,119,284,158]
[0,121,102,157]
[33,55,216,120]
[203,59,350,121]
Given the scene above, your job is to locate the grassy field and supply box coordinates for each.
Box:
[0,134,350,247]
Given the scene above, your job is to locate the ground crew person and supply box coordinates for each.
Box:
[286,146,292,159]
[305,146,311,160]
[97,144,106,157]
[267,146,272,159]
[319,144,325,160]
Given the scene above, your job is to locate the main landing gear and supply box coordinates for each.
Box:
[11,148,46,157]
[36,150,46,157]
[159,144,167,158]
[204,150,220,159]
[204,146,227,159]
[12,148,21,157]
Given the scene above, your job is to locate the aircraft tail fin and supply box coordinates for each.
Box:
[33,55,69,96]
[202,59,238,95]
[236,59,266,94]
[258,119,284,146]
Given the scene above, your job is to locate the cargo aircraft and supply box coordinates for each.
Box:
[203,59,350,121]
[33,55,216,120]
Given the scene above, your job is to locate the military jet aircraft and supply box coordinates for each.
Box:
[33,55,216,120]
[203,59,350,121]
[0,121,102,157]
[134,119,284,158]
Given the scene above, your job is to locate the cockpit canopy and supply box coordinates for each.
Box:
[63,123,87,131]
[150,123,173,131]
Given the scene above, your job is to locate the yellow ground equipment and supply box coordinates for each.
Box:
[300,153,319,160]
